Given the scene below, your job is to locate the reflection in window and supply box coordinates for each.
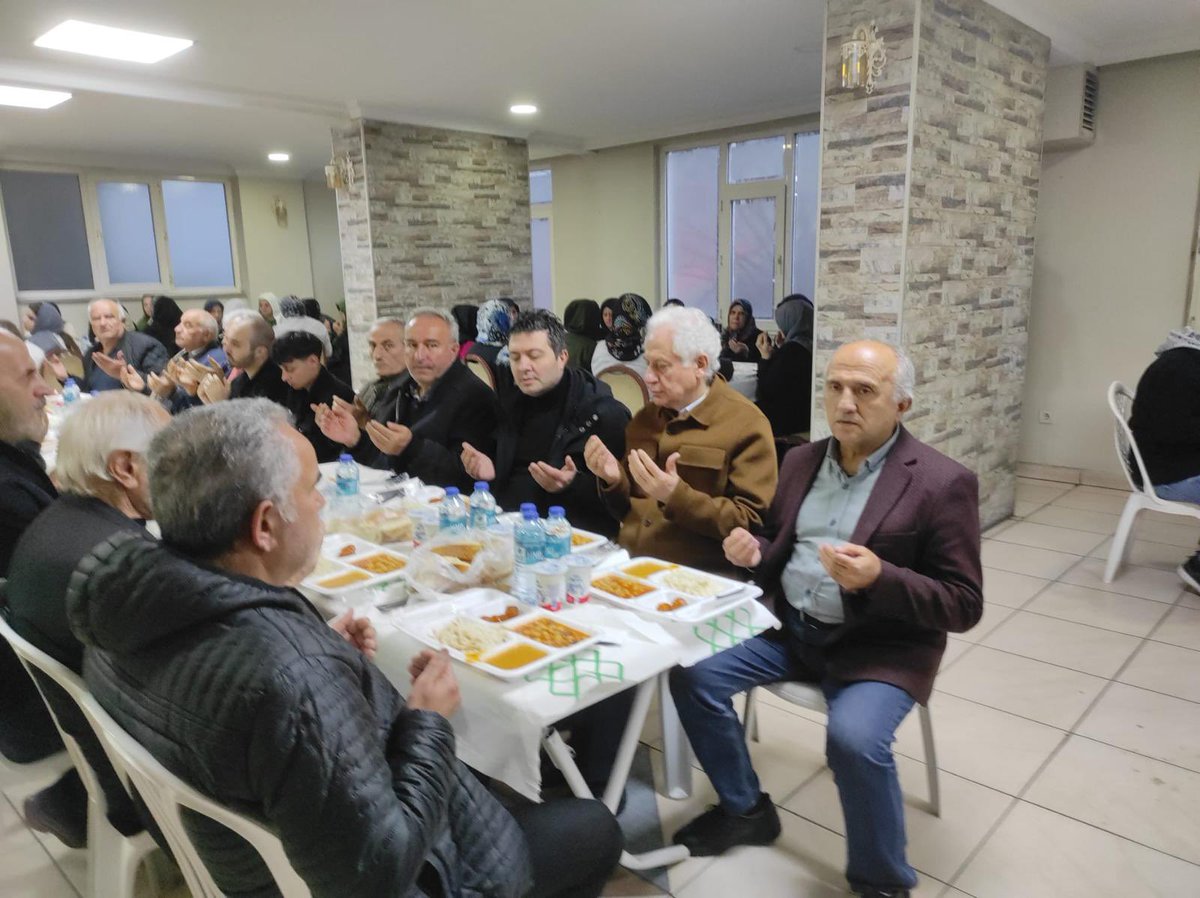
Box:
[731,196,777,319]
[728,136,785,183]
[97,181,160,284]
[0,170,93,291]
[162,180,236,288]
[666,146,719,317]
[531,217,553,310]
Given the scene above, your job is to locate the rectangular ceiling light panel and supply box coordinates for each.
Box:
[0,85,72,108]
[35,20,193,64]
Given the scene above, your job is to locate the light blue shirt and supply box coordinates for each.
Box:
[780,427,901,623]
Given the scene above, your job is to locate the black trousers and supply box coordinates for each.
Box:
[510,798,624,898]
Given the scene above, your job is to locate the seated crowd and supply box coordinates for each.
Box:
[0,288,985,898]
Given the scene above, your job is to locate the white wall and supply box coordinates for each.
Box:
[303,179,344,311]
[237,177,315,304]
[539,144,658,310]
[1019,52,1200,479]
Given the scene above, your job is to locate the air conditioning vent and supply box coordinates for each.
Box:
[1044,64,1098,152]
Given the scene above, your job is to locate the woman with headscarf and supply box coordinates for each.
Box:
[755,293,813,437]
[257,292,280,326]
[599,298,620,335]
[470,298,513,374]
[591,293,652,377]
[720,298,763,362]
[452,304,479,359]
[563,298,604,371]
[144,295,183,355]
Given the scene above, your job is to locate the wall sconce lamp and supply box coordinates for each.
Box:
[325,153,354,191]
[840,22,886,94]
[272,196,288,227]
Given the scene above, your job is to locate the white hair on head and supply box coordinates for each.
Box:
[87,298,121,317]
[55,392,167,497]
[645,306,721,381]
[889,344,916,403]
[190,309,219,342]
[371,316,406,332]
[407,306,458,343]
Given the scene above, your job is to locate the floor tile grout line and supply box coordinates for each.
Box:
[993,602,1174,640]
[0,790,83,898]
[1066,731,1200,779]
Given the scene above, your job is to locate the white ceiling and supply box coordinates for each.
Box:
[0,0,1196,179]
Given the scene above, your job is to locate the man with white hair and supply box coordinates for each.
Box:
[668,340,983,898]
[67,399,622,897]
[120,308,230,413]
[583,305,777,573]
[82,298,170,392]
[5,392,170,848]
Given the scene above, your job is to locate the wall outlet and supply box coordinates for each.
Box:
[1038,410,1053,424]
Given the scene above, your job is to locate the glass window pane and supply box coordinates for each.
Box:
[162,180,235,288]
[791,132,820,300]
[96,181,160,284]
[530,169,553,205]
[731,196,776,319]
[728,136,785,183]
[666,146,719,317]
[531,216,553,311]
[0,170,93,291]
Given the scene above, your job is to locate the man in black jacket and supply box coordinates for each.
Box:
[315,307,499,491]
[82,299,170,392]
[67,400,621,898]
[272,330,355,463]
[0,331,79,838]
[1129,328,1200,590]
[461,309,630,536]
[197,311,291,407]
[5,391,170,847]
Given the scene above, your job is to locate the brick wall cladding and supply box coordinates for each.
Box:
[817,0,1048,527]
[332,120,533,387]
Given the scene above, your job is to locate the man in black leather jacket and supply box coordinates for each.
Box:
[68,399,621,898]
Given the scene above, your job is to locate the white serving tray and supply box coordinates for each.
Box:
[395,589,604,679]
[303,535,411,597]
[588,557,760,623]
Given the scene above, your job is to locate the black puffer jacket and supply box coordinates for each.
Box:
[67,533,532,898]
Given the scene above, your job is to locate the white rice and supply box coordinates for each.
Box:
[434,616,508,654]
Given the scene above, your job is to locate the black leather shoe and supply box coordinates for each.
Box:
[23,773,88,850]
[672,793,781,856]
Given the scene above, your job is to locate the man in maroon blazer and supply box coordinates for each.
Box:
[670,340,983,898]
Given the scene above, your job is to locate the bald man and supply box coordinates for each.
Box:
[83,298,170,392]
[669,340,983,898]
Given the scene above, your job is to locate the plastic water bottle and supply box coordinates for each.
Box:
[513,503,546,605]
[543,506,572,559]
[469,482,497,530]
[62,377,81,405]
[439,487,468,533]
[335,454,359,498]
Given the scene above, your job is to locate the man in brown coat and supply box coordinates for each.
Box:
[583,306,776,574]
[669,340,983,898]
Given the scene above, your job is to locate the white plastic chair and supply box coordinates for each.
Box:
[0,614,161,898]
[743,681,941,817]
[1104,381,1200,583]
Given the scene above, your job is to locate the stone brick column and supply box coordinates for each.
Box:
[817,0,1050,526]
[331,120,532,387]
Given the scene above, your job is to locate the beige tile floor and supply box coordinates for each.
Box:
[2,478,1198,897]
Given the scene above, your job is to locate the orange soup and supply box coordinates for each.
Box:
[485,643,548,670]
[623,560,675,579]
[316,570,371,589]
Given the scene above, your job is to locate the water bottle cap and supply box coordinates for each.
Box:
[65,377,76,386]
[519,502,536,512]
[549,506,565,517]
[522,508,539,520]
[338,453,353,462]
[445,487,460,497]
[474,482,489,492]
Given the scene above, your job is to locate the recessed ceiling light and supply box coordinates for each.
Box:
[0,85,72,109]
[34,20,193,64]
[510,104,538,115]
[267,152,291,163]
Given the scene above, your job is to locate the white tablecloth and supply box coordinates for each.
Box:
[727,361,758,399]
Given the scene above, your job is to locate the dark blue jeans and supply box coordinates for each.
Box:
[669,626,918,892]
